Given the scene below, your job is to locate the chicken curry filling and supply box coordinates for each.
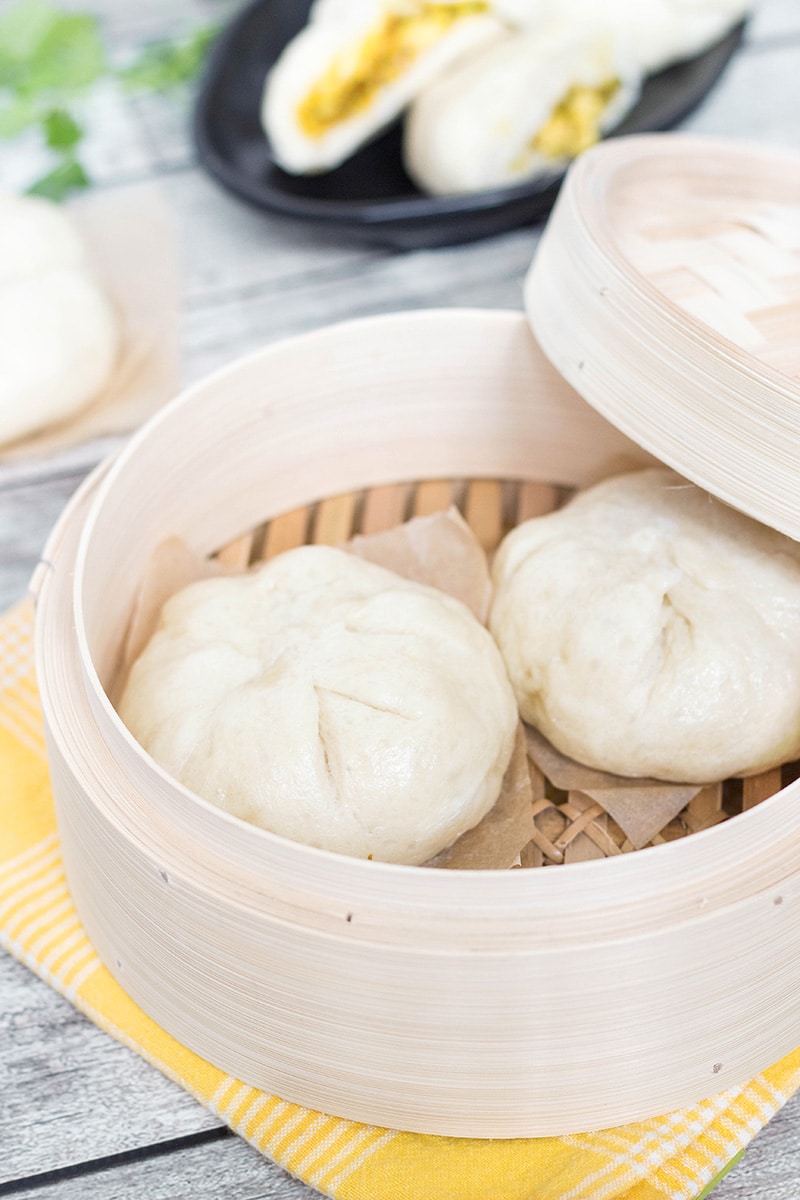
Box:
[297,2,488,136]
[531,79,621,161]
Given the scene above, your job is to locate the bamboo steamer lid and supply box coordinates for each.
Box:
[525,133,800,539]
[34,141,800,1138]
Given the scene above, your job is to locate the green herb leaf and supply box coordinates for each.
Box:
[26,156,90,202]
[0,2,106,97]
[0,1,214,200]
[24,12,106,94]
[42,106,83,150]
[0,94,39,138]
[120,24,218,92]
[0,0,59,67]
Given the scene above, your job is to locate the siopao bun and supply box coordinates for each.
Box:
[261,0,504,173]
[497,0,751,71]
[404,23,640,195]
[119,545,518,865]
[490,468,800,783]
[0,193,119,447]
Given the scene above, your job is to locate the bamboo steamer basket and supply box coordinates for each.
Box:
[526,134,800,538]
[34,137,800,1138]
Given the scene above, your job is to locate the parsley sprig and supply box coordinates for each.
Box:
[120,25,219,93]
[0,0,218,202]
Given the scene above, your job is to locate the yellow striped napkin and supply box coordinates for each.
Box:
[3,595,800,1200]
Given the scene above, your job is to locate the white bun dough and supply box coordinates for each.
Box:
[0,193,119,446]
[498,0,750,70]
[261,0,503,173]
[119,545,518,865]
[404,25,640,195]
[490,469,800,782]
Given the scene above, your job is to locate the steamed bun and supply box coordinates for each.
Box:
[119,545,518,864]
[494,0,750,72]
[0,193,120,446]
[404,24,640,195]
[261,0,503,174]
[490,469,800,782]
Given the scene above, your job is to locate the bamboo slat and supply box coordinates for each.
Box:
[263,506,310,560]
[413,479,453,516]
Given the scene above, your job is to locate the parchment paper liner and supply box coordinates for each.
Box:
[0,182,180,463]
[116,510,532,870]
[348,508,492,623]
[523,724,703,852]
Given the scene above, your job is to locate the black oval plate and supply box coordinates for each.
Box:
[193,1,746,250]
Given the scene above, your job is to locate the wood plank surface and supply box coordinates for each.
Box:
[1,1,800,1196]
[0,955,222,1183]
[2,1129,310,1199]
[7,1096,799,1200]
[0,472,89,613]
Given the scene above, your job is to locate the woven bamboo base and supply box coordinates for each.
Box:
[213,475,799,867]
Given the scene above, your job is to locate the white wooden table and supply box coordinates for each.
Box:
[2,1,800,1195]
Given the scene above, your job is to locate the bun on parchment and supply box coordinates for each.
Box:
[490,468,800,783]
[0,192,119,446]
[119,544,518,864]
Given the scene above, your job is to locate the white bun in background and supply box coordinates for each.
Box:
[119,544,517,865]
[0,191,84,278]
[404,24,640,194]
[261,0,503,173]
[496,0,751,70]
[0,193,119,446]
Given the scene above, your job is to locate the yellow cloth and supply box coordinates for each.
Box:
[2,596,798,1200]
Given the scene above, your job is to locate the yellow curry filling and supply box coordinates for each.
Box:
[531,79,621,161]
[298,2,488,137]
